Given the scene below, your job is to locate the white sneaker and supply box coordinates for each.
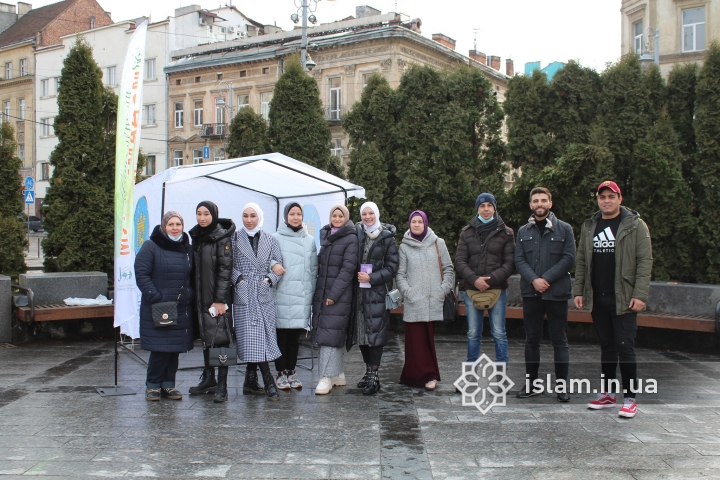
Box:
[315,377,332,395]
[287,372,302,389]
[331,372,347,387]
[276,373,290,390]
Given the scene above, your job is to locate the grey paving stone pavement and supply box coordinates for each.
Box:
[2,334,720,479]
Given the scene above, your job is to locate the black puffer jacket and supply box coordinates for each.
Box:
[135,226,194,353]
[456,216,515,291]
[189,218,236,348]
[354,222,399,348]
[312,221,358,349]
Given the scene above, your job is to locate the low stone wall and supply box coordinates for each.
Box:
[0,275,10,343]
[19,272,107,305]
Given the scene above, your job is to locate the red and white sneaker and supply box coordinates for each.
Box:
[587,392,617,409]
[618,398,637,418]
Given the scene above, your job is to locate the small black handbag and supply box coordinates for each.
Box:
[151,287,182,327]
[435,242,458,322]
[208,312,237,367]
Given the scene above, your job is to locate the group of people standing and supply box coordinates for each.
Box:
[133,178,652,419]
[134,198,453,402]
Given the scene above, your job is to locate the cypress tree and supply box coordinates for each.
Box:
[226,107,269,158]
[344,73,397,216]
[667,63,699,190]
[631,112,696,281]
[693,42,720,283]
[0,121,27,279]
[42,38,114,277]
[268,55,342,177]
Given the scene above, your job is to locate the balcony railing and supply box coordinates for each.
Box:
[323,105,345,122]
[200,123,227,138]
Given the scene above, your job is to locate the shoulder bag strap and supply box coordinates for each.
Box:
[434,241,444,281]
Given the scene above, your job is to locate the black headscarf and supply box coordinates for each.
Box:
[284,202,303,232]
[195,201,219,238]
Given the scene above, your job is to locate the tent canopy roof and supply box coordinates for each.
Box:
[165,152,364,200]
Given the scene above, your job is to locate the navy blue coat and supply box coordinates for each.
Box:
[135,225,195,352]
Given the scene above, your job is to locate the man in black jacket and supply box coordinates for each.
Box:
[514,187,576,402]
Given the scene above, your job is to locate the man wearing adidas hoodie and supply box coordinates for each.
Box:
[574,181,653,418]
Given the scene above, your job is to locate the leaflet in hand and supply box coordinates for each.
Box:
[360,264,372,288]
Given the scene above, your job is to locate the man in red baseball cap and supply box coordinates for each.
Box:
[573,180,653,418]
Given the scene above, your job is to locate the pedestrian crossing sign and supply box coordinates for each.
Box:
[24,190,34,204]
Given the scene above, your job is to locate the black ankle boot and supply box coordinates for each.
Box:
[357,364,372,389]
[259,362,279,401]
[363,370,380,396]
[243,367,264,395]
[190,349,217,394]
[214,367,228,403]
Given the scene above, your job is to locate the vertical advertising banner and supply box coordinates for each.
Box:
[114,22,147,338]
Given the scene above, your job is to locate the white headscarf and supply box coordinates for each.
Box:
[241,202,264,236]
[360,201,381,233]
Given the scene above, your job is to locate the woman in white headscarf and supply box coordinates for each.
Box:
[232,203,284,401]
[353,201,399,395]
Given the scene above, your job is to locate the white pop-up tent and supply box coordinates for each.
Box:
[120,153,365,338]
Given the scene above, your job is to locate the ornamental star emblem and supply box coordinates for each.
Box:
[453,353,515,414]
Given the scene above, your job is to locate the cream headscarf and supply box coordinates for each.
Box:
[241,202,264,236]
[360,201,381,233]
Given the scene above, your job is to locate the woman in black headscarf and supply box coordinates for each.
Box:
[188,201,236,402]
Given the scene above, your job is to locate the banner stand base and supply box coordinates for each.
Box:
[96,386,136,396]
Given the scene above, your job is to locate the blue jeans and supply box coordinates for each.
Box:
[462,289,508,364]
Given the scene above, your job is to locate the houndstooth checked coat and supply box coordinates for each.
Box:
[231,231,283,363]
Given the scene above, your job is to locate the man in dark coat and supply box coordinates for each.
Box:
[456,193,515,365]
[135,212,194,401]
[514,187,576,402]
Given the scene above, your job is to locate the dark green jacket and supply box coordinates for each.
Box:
[573,206,653,315]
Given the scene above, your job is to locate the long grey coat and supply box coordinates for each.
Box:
[272,222,318,330]
[396,228,455,322]
[231,231,283,363]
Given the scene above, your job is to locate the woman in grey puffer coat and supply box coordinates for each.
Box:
[396,210,454,390]
[271,203,317,390]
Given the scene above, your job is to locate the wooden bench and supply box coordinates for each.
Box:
[12,285,113,327]
[390,302,718,334]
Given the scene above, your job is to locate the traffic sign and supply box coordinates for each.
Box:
[203,146,210,159]
[24,176,34,190]
[24,190,34,204]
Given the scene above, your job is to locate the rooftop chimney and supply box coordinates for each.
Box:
[17,2,31,18]
[488,55,501,71]
[356,5,381,18]
[505,59,514,77]
[469,49,486,65]
[432,33,455,51]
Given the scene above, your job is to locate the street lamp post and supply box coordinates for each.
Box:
[291,0,320,71]
[640,27,660,67]
[215,80,234,155]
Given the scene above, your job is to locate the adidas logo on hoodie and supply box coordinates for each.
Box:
[593,227,615,253]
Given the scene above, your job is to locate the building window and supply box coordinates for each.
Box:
[4,62,11,80]
[260,92,273,120]
[173,150,183,167]
[18,143,24,161]
[683,7,706,53]
[3,101,10,121]
[217,73,223,80]
[331,138,342,158]
[194,100,203,126]
[240,70,247,77]
[195,76,201,83]
[142,104,156,125]
[146,155,156,175]
[329,77,341,120]
[41,118,53,136]
[262,67,269,75]
[90,16,95,29]
[633,21,643,54]
[174,102,184,128]
[145,58,156,79]
[55,77,61,94]
[40,79,49,96]
[214,147,225,162]
[176,79,181,85]
[41,162,50,180]
[18,98,24,120]
[215,100,226,134]
[237,94,249,110]
[193,148,203,164]
[106,66,116,85]
[19,58,27,76]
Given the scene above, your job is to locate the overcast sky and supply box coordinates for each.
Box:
[33,0,622,74]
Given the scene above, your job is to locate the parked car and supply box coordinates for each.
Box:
[20,215,43,232]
